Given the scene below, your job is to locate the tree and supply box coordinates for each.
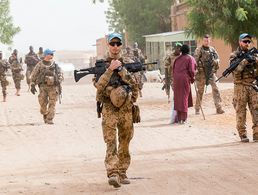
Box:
[186,0,258,50]
[105,0,172,49]
[0,0,20,45]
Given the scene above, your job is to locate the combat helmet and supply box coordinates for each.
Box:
[110,85,131,107]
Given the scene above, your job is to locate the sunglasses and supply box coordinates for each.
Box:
[242,40,251,44]
[109,42,122,47]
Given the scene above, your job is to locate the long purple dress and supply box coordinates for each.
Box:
[173,54,196,122]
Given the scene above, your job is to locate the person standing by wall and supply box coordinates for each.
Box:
[163,42,182,100]
[173,44,196,124]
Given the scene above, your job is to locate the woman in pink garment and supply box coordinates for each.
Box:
[173,44,196,124]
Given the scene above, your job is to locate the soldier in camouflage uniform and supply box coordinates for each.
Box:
[230,33,258,142]
[25,46,40,89]
[123,47,134,63]
[163,42,182,98]
[132,42,145,97]
[30,49,63,125]
[9,49,24,96]
[37,47,44,60]
[133,42,145,63]
[194,34,224,115]
[0,51,10,102]
[94,33,138,188]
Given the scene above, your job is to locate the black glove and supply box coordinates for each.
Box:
[246,54,256,63]
[30,84,37,95]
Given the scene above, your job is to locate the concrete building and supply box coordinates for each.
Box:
[96,37,107,60]
[144,31,196,72]
[144,1,233,79]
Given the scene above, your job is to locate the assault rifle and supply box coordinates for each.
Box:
[74,59,157,82]
[216,47,258,82]
[74,59,157,118]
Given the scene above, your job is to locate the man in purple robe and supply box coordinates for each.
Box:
[173,44,196,124]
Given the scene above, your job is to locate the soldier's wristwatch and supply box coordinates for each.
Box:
[117,66,123,72]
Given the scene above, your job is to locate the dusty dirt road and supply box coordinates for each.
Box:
[0,77,258,195]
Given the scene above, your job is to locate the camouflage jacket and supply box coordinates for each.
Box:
[194,46,220,74]
[25,52,40,67]
[164,52,179,83]
[37,52,44,60]
[230,47,258,84]
[133,48,145,63]
[9,55,23,73]
[94,56,138,104]
[122,52,135,63]
[0,59,9,75]
[30,60,63,86]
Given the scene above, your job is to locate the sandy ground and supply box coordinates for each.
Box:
[0,76,258,195]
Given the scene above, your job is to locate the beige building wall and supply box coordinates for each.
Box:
[171,2,188,31]
[96,37,108,60]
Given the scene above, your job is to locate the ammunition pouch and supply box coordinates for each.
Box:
[19,74,24,80]
[45,76,55,86]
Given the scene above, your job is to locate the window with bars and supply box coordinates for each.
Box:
[171,40,197,56]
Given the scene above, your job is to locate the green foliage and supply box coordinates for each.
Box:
[0,0,20,45]
[235,8,248,21]
[186,0,258,50]
[106,0,172,49]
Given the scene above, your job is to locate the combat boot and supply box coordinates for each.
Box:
[195,109,200,115]
[253,133,258,142]
[15,89,20,96]
[108,174,121,188]
[43,115,47,123]
[240,135,249,143]
[45,119,54,125]
[120,173,130,185]
[139,90,142,97]
[216,107,225,114]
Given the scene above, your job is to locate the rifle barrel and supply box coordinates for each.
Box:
[143,61,158,65]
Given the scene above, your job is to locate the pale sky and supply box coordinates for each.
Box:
[6,0,109,53]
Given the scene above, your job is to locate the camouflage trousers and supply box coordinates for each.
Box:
[26,66,34,86]
[38,85,58,121]
[12,73,22,90]
[101,102,134,177]
[0,75,7,96]
[133,72,144,96]
[233,84,258,138]
[195,72,222,110]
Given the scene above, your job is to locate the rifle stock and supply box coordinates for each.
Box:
[74,69,94,82]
